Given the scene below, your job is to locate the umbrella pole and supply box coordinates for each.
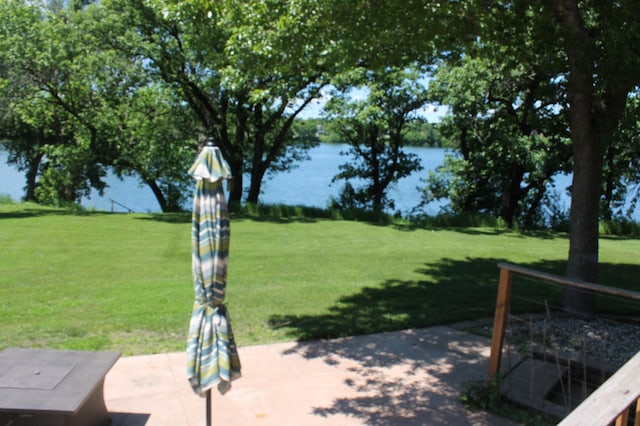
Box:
[206,390,212,426]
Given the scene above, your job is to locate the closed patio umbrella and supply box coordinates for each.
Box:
[186,139,241,425]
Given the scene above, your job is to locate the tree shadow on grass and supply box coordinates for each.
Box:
[0,206,110,219]
[269,257,640,343]
[392,221,537,237]
[136,212,191,223]
[269,257,510,342]
[137,204,403,225]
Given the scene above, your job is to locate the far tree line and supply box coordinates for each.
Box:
[2,1,640,314]
[304,117,444,149]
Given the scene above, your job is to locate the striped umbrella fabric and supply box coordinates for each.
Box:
[186,144,241,399]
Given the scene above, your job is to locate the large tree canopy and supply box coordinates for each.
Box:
[545,0,640,312]
[330,0,640,313]
[0,0,110,205]
[0,0,196,211]
[456,0,640,312]
[425,50,571,228]
[325,67,426,212]
[110,0,344,203]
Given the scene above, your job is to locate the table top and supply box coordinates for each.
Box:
[0,348,120,414]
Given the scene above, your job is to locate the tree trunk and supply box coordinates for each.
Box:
[501,165,524,228]
[246,135,267,204]
[552,0,634,315]
[554,0,599,315]
[246,165,266,204]
[24,151,44,202]
[146,178,168,213]
[564,129,600,315]
[227,157,244,204]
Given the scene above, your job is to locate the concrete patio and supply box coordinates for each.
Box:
[105,326,520,425]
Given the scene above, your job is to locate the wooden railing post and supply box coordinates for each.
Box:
[615,409,629,426]
[488,266,513,379]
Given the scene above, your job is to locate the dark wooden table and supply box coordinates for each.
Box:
[0,348,120,426]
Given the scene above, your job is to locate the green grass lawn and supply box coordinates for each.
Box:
[1,202,639,356]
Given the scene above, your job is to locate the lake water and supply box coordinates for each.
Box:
[258,144,449,215]
[0,144,449,215]
[1,143,636,220]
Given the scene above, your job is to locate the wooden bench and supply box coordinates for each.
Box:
[0,348,120,426]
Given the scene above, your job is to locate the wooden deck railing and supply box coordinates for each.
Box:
[558,351,640,426]
[488,262,640,425]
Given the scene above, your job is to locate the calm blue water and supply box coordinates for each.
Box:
[1,144,636,220]
[0,144,449,215]
[259,144,448,215]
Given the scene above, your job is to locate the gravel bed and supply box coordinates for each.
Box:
[502,315,640,371]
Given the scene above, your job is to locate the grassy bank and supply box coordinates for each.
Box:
[1,202,639,355]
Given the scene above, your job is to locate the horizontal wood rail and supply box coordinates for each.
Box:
[494,262,640,302]
[558,351,640,426]
[488,262,640,425]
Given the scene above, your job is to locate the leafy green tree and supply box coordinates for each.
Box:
[458,0,640,313]
[0,1,196,211]
[318,119,348,145]
[540,0,640,313]
[293,119,324,146]
[111,84,198,212]
[606,98,640,219]
[87,3,200,212]
[325,67,425,212]
[112,0,340,204]
[424,49,571,227]
[0,1,108,206]
[403,119,443,147]
[326,0,640,313]
[0,121,47,203]
[0,83,47,202]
